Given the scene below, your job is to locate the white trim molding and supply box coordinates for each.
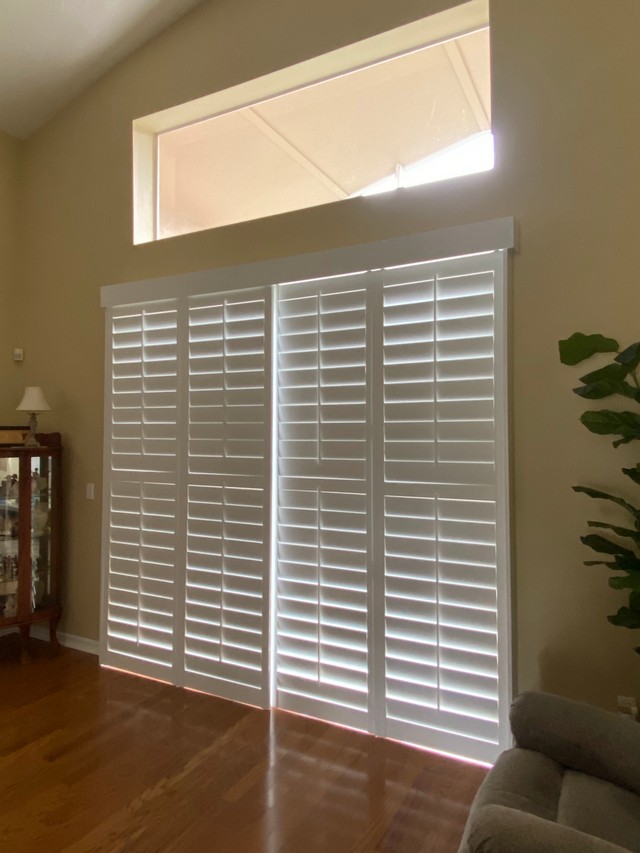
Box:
[103,217,516,307]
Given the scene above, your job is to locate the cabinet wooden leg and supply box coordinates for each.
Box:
[50,616,61,654]
[19,624,30,663]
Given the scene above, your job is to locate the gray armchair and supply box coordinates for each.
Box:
[459,691,640,852]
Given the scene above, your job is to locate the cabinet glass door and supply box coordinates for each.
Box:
[31,455,54,612]
[0,456,20,619]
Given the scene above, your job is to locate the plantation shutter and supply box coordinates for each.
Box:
[275,274,371,729]
[102,300,180,680]
[379,254,504,764]
[183,289,271,704]
[102,222,512,764]
[102,287,271,705]
[274,251,508,763]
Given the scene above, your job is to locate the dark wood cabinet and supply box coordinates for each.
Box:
[0,433,62,657]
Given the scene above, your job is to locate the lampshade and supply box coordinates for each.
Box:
[17,386,51,413]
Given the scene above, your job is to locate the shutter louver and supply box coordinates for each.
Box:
[275,276,370,729]
[184,290,271,704]
[104,302,179,678]
[381,255,501,763]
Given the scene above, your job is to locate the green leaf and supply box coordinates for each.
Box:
[580,534,636,558]
[573,486,640,518]
[580,410,640,446]
[584,552,640,571]
[608,607,640,629]
[609,575,640,591]
[579,364,629,384]
[619,384,640,402]
[587,521,640,542]
[613,553,640,573]
[559,333,619,365]
[615,342,640,370]
[574,380,640,401]
[622,465,640,486]
[574,364,640,401]
[573,382,613,400]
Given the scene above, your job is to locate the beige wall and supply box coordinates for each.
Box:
[8,0,640,706]
[0,129,22,405]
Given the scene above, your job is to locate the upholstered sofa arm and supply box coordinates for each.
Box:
[466,805,631,853]
[510,691,640,797]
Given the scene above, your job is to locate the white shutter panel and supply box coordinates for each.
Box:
[275,275,370,729]
[184,289,271,705]
[380,253,504,763]
[102,301,179,679]
[102,288,272,705]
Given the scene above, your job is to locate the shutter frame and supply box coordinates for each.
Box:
[101,222,513,764]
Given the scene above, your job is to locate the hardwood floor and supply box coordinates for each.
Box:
[0,636,486,852]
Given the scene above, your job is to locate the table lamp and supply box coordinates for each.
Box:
[17,386,51,447]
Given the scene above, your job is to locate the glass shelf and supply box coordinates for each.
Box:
[0,455,20,619]
[30,456,53,612]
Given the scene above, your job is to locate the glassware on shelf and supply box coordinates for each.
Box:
[0,457,20,618]
[30,456,53,613]
[0,437,62,655]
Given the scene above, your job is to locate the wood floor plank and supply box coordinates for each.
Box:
[0,636,486,852]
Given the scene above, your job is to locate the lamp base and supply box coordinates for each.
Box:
[23,412,39,447]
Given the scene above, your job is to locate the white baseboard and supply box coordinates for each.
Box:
[0,624,99,656]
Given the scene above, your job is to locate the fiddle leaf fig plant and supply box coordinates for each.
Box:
[559,333,640,651]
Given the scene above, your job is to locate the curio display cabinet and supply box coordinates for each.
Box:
[0,433,62,657]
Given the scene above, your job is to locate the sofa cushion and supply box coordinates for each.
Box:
[465,804,633,853]
[511,691,640,797]
[457,748,563,852]
[469,747,563,819]
[558,771,640,852]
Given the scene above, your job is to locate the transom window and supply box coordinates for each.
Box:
[133,0,491,243]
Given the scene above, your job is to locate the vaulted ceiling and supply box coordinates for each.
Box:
[0,0,203,138]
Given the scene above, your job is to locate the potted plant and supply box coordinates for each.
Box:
[559,333,640,654]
